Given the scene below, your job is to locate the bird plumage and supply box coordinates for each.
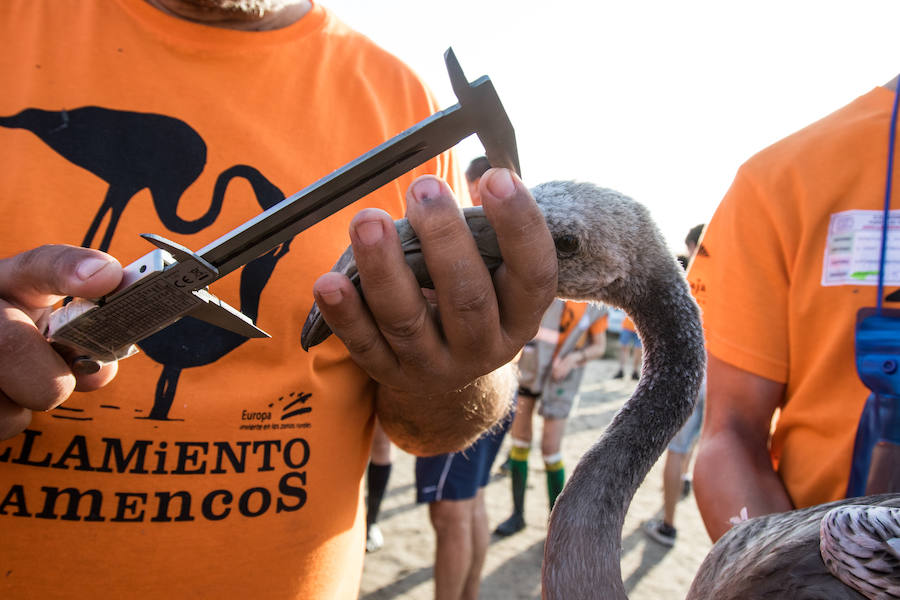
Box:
[818,502,900,600]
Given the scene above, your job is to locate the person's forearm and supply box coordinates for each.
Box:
[693,431,794,541]
[572,339,606,365]
[375,362,516,456]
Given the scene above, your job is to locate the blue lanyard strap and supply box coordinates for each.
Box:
[877,78,900,312]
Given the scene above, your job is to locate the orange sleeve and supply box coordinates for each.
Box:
[688,164,791,383]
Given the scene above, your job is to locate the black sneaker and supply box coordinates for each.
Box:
[631,371,640,380]
[612,369,624,379]
[494,513,526,537]
[642,518,676,547]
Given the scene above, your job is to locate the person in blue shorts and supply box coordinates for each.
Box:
[613,315,642,380]
[416,412,511,600]
[412,156,512,600]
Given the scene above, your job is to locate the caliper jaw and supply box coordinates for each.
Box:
[47,234,267,364]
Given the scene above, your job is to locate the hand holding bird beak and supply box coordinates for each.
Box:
[310,168,558,399]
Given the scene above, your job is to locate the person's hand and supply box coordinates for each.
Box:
[0,245,123,439]
[551,352,579,382]
[311,168,558,396]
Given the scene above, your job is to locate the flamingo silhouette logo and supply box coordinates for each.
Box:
[1,106,293,421]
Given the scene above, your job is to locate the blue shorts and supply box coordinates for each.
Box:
[619,329,642,349]
[415,411,511,503]
[668,380,705,453]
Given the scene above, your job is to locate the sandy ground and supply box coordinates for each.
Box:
[359,358,712,599]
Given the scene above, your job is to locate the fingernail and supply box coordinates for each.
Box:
[411,177,442,203]
[75,257,113,281]
[486,169,516,199]
[317,287,343,306]
[355,220,384,246]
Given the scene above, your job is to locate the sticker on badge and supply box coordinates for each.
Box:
[822,209,900,286]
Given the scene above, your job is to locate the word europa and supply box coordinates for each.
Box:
[0,430,309,522]
[241,410,272,422]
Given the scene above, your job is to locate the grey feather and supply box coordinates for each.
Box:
[817,503,900,600]
[684,496,900,600]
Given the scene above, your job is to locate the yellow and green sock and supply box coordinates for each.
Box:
[544,452,566,510]
[509,440,530,517]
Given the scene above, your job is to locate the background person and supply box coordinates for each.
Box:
[399,154,516,600]
[366,418,393,553]
[613,315,642,380]
[494,299,608,536]
[465,155,492,206]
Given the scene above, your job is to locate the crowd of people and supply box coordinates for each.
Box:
[2,1,897,599]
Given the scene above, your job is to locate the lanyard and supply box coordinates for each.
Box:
[876,78,900,312]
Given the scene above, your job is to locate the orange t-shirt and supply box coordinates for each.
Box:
[0,2,463,598]
[621,316,636,333]
[557,301,608,355]
[688,86,900,508]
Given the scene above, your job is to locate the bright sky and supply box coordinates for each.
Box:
[324,0,900,253]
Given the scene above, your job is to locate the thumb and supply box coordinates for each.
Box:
[0,245,122,311]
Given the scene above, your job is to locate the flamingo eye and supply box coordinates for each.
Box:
[554,234,579,258]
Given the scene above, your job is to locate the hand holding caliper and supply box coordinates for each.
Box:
[0,245,123,439]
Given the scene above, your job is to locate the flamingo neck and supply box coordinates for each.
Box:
[542,271,705,599]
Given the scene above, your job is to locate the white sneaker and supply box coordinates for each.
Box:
[366,523,384,553]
